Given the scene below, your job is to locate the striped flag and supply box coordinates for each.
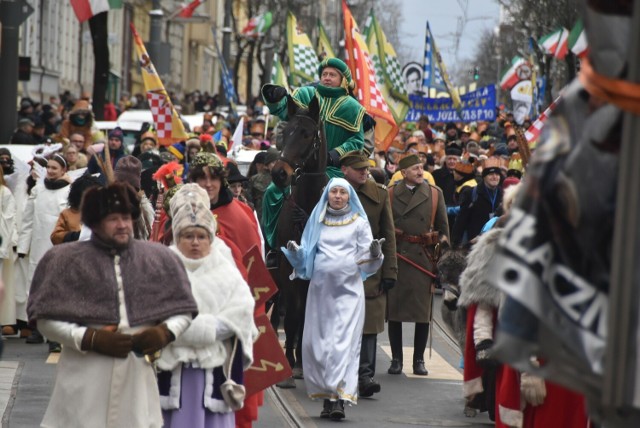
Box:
[287,12,320,85]
[422,22,447,92]
[525,96,561,144]
[538,27,570,59]
[270,53,289,91]
[569,20,588,58]
[71,0,122,22]
[130,24,188,146]
[500,56,529,90]
[342,0,398,150]
[317,19,336,59]
[366,10,409,125]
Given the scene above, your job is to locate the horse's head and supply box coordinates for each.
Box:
[271,95,325,188]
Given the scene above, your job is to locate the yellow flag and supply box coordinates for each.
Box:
[131,24,187,146]
[317,19,336,60]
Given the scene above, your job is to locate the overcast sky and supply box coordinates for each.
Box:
[397,0,500,74]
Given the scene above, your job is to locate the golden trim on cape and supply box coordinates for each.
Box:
[322,212,359,226]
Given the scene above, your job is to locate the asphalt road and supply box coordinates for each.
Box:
[1,296,493,427]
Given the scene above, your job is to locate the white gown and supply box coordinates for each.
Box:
[301,212,383,404]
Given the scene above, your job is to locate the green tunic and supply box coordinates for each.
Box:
[263,84,366,179]
[261,84,366,244]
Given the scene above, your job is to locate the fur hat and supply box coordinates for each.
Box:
[115,155,142,190]
[170,184,217,243]
[81,183,141,229]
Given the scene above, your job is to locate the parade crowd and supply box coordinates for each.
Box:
[0,58,590,428]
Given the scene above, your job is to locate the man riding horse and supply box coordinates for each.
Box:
[260,58,368,384]
[261,57,368,252]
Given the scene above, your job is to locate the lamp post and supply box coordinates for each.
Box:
[148,1,163,67]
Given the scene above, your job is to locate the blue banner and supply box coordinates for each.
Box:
[407,85,496,123]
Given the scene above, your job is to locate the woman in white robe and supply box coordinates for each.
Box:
[283,177,384,421]
[157,184,258,428]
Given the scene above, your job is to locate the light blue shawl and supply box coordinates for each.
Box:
[282,177,368,280]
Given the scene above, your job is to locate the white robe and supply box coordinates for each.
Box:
[38,254,191,428]
[301,214,382,404]
[0,185,17,325]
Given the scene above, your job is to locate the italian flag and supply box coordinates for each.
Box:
[71,0,122,23]
[538,27,570,59]
[241,12,273,37]
[569,19,588,58]
[500,56,526,90]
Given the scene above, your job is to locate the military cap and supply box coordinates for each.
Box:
[398,154,422,170]
[339,151,370,169]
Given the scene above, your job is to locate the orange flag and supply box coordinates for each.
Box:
[342,0,398,151]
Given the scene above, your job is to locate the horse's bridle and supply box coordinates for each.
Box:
[278,114,322,180]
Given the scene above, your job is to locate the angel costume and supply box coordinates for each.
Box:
[283,178,383,403]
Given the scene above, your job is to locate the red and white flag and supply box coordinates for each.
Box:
[178,0,203,18]
[131,24,188,146]
[525,96,561,144]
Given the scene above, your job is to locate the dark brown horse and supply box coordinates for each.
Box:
[269,95,327,383]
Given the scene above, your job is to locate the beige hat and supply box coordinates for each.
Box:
[170,183,217,243]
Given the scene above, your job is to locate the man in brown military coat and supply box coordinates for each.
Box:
[340,151,397,398]
[387,154,449,376]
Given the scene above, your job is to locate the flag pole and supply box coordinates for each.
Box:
[603,0,640,424]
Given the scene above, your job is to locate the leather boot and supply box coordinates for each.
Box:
[358,377,381,397]
[26,328,44,344]
[330,400,345,420]
[388,358,403,375]
[413,359,428,376]
[320,399,331,418]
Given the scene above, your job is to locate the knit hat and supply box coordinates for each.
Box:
[108,127,124,142]
[170,183,217,243]
[398,154,422,170]
[81,182,141,229]
[115,155,142,190]
[167,142,185,161]
[188,152,227,184]
[318,58,354,89]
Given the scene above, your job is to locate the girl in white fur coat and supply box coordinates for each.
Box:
[157,184,258,428]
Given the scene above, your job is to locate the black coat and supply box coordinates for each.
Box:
[432,167,456,206]
[452,181,503,246]
[10,129,38,145]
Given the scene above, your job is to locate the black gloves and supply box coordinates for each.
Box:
[81,327,133,358]
[327,150,341,167]
[262,84,287,103]
[475,339,496,367]
[381,278,396,292]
